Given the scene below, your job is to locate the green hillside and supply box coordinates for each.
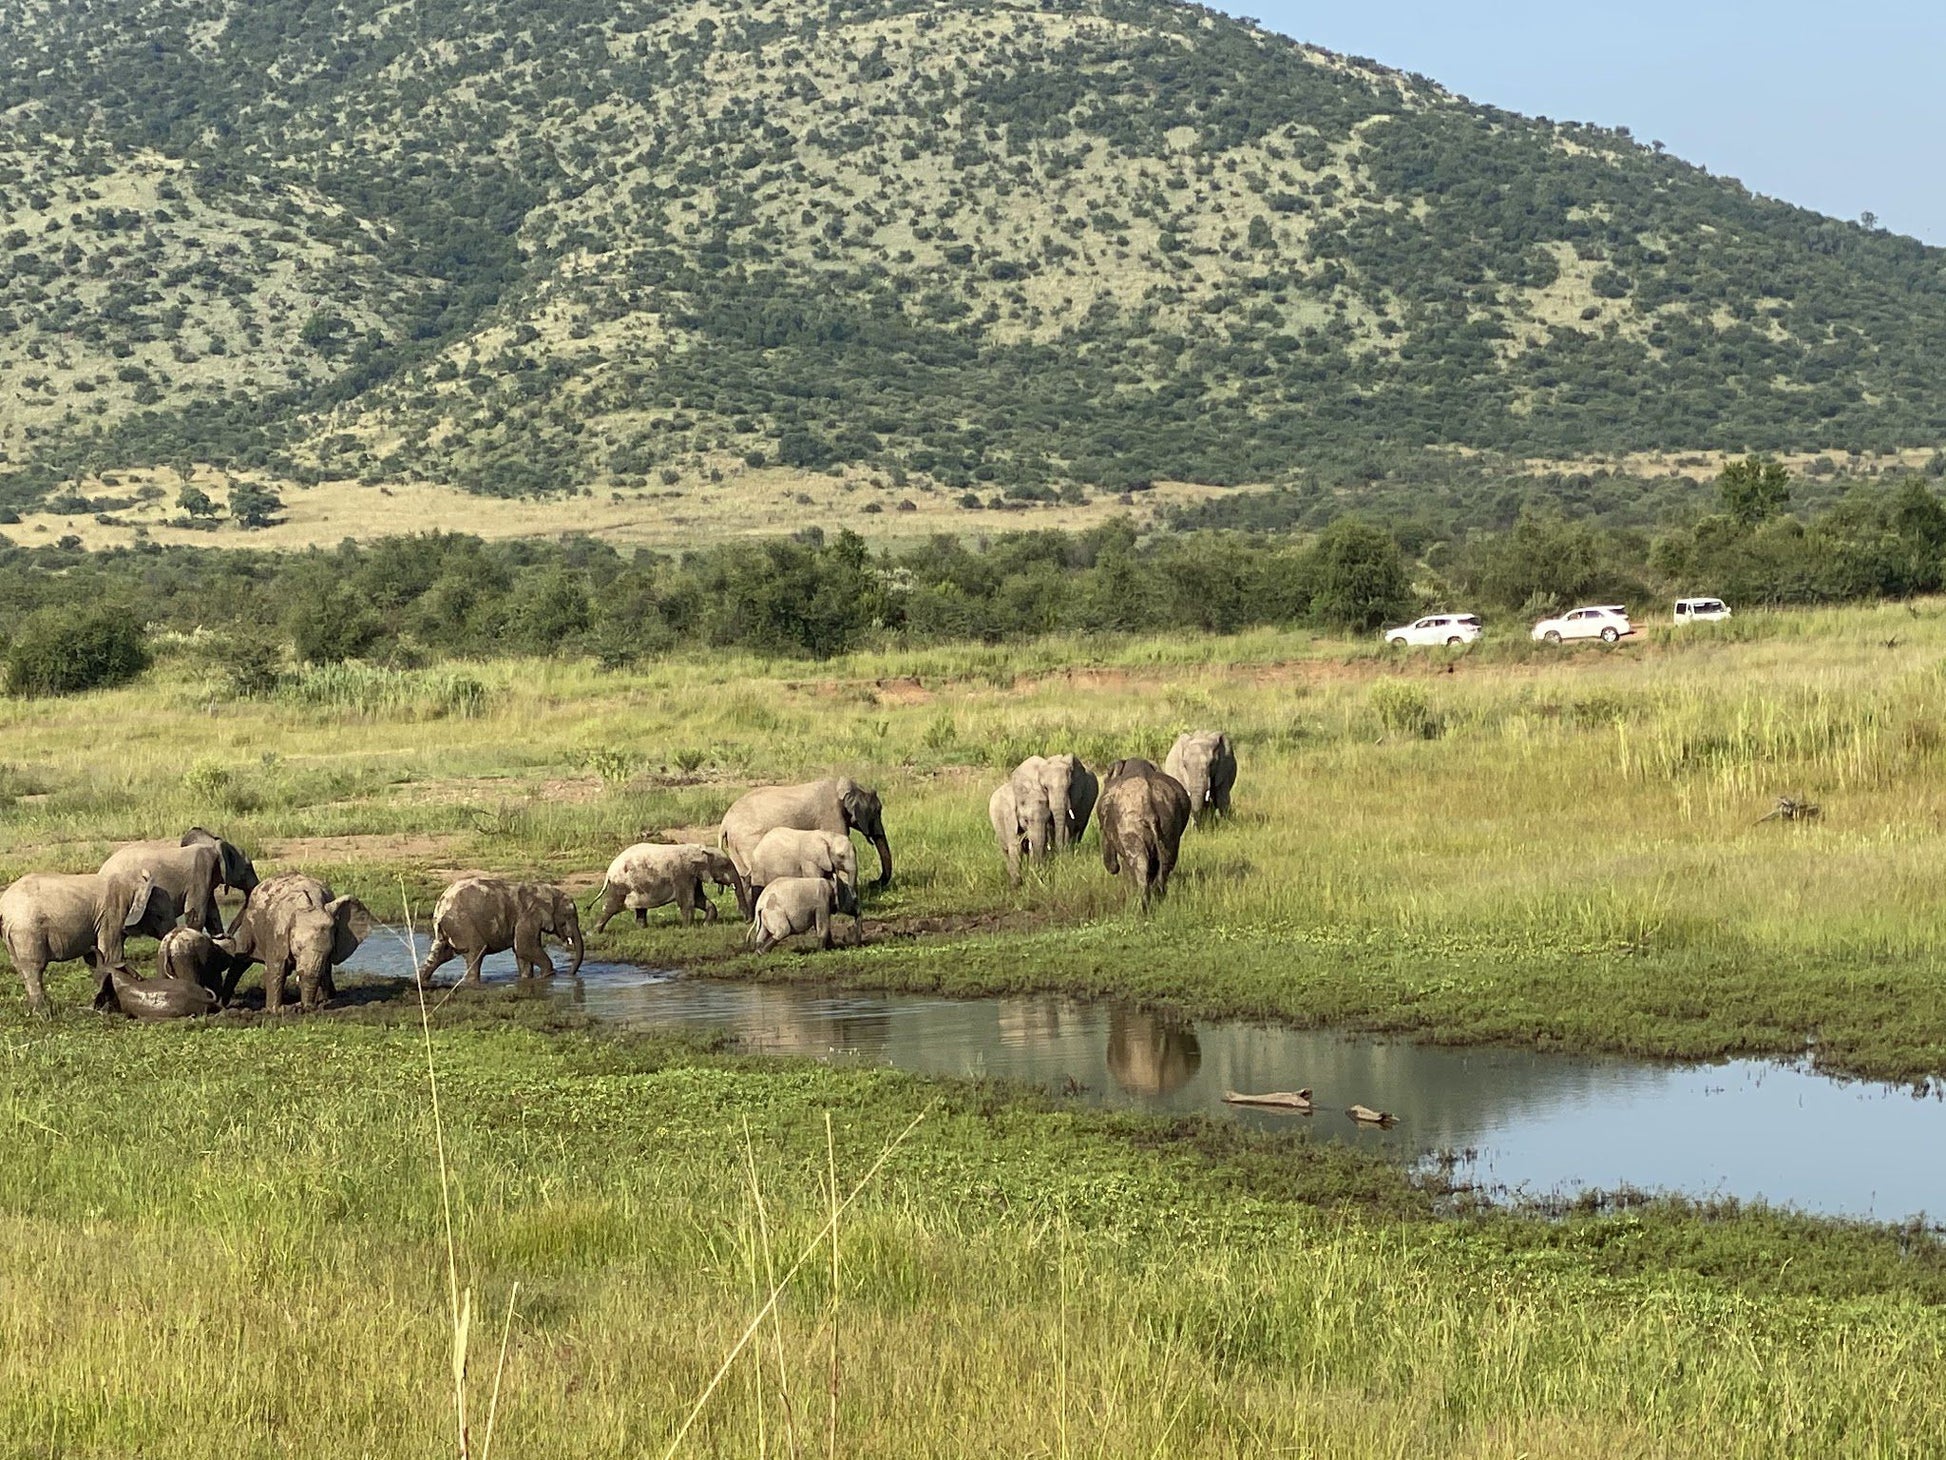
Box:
[2,0,1943,507]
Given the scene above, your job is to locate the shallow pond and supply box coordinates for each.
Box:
[343,932,1945,1223]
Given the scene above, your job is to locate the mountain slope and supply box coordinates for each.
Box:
[2,0,1942,505]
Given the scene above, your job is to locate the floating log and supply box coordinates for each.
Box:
[1345,1104,1398,1127]
[1223,1088,1313,1111]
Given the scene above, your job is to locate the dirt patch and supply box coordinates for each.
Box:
[873,676,934,705]
[860,908,1052,941]
[268,832,466,864]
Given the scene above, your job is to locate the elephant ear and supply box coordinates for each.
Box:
[327,896,372,963]
[219,840,258,893]
[121,869,161,929]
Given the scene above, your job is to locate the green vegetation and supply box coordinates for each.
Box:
[6,1004,1945,1456]
[1,604,151,696]
[1,0,1944,505]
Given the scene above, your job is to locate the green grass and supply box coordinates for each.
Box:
[4,994,1946,1457]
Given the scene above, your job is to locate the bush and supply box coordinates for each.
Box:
[1371,680,1444,740]
[4,608,151,697]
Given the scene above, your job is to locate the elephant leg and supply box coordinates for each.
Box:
[85,951,118,1012]
[460,949,486,986]
[416,936,456,987]
[320,966,339,1003]
[263,961,287,1014]
[17,958,50,1018]
[702,891,721,925]
[1153,836,1179,902]
[675,882,697,925]
[515,926,554,980]
[816,909,832,950]
[851,910,863,947]
[634,908,648,927]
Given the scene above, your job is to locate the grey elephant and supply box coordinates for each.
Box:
[98,827,258,935]
[746,828,862,943]
[417,877,584,987]
[591,843,742,931]
[156,926,237,996]
[218,873,372,1012]
[109,963,220,1020]
[747,876,841,953]
[720,777,891,911]
[1164,732,1236,824]
[0,868,181,1015]
[1098,758,1193,908]
[990,754,1099,881]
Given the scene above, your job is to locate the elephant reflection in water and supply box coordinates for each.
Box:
[1105,1007,1202,1097]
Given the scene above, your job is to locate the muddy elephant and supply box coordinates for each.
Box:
[0,869,181,1015]
[418,877,584,987]
[1164,732,1236,824]
[109,964,220,1020]
[592,843,742,931]
[219,873,372,1012]
[156,926,237,996]
[747,876,841,953]
[1099,758,1193,908]
[746,828,860,941]
[720,778,891,911]
[98,827,258,935]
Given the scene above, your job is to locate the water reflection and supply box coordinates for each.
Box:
[1106,1008,1202,1096]
[336,934,1946,1222]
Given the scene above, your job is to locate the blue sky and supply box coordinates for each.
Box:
[1240,1,1946,244]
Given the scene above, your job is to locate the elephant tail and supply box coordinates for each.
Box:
[586,877,609,911]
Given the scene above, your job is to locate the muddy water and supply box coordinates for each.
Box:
[342,932,1946,1223]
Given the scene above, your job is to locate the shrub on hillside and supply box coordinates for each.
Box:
[4,608,150,696]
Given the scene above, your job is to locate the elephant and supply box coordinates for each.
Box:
[156,926,237,996]
[98,827,259,936]
[218,873,372,1013]
[992,754,1100,881]
[1164,732,1236,824]
[720,777,891,911]
[988,779,1036,885]
[746,828,861,941]
[109,964,219,1020]
[746,876,841,953]
[417,877,584,987]
[591,843,743,932]
[0,869,181,1015]
[1098,758,1193,908]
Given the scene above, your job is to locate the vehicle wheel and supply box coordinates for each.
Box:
[1543,630,1561,645]
[1600,626,1619,643]
[1446,636,1463,646]
[1388,636,1406,647]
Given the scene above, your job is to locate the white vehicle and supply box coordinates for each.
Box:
[1673,596,1731,624]
[1531,604,1634,644]
[1382,612,1483,647]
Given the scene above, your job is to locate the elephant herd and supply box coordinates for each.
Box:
[0,738,1232,1019]
[993,731,1236,906]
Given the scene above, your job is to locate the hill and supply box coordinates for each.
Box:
[2,0,1943,515]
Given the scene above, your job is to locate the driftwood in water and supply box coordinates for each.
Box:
[1756,796,1820,824]
[1223,1087,1313,1111]
[1345,1104,1398,1127]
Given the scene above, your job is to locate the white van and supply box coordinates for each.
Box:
[1673,597,1731,625]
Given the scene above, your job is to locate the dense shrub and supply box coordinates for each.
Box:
[4,608,151,696]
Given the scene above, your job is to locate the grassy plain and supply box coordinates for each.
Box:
[6,601,1946,1454]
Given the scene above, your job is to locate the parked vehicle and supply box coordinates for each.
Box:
[1531,605,1634,644]
[1673,596,1731,624]
[1382,613,1482,647]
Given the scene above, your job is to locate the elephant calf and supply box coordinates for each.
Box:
[0,869,179,1015]
[418,877,584,987]
[1164,731,1236,824]
[991,754,1100,883]
[110,964,219,1020]
[747,877,842,953]
[221,873,372,1013]
[1099,758,1193,909]
[592,843,742,932]
[746,828,860,941]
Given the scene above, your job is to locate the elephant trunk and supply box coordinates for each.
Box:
[563,919,585,978]
[869,831,892,889]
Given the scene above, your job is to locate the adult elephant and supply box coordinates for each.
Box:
[418,877,584,987]
[1164,732,1236,825]
[218,873,371,1013]
[1098,758,1193,909]
[720,777,890,911]
[0,869,180,1015]
[591,844,742,932]
[98,827,259,936]
[746,829,861,942]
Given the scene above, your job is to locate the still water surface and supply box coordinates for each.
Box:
[343,933,1946,1223]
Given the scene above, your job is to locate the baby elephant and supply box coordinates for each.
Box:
[417,877,585,987]
[591,843,742,932]
[109,963,219,1020]
[746,828,860,940]
[747,877,844,953]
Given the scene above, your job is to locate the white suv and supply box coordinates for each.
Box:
[1674,597,1731,624]
[1383,613,1482,647]
[1532,605,1633,644]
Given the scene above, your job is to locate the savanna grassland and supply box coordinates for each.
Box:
[8,602,1946,1455]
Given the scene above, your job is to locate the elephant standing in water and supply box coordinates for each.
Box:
[98,827,258,935]
[0,869,179,1014]
[1164,732,1236,824]
[720,778,891,912]
[418,877,584,987]
[591,844,743,931]
[219,873,372,1012]
[1098,758,1192,909]
[991,754,1099,881]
